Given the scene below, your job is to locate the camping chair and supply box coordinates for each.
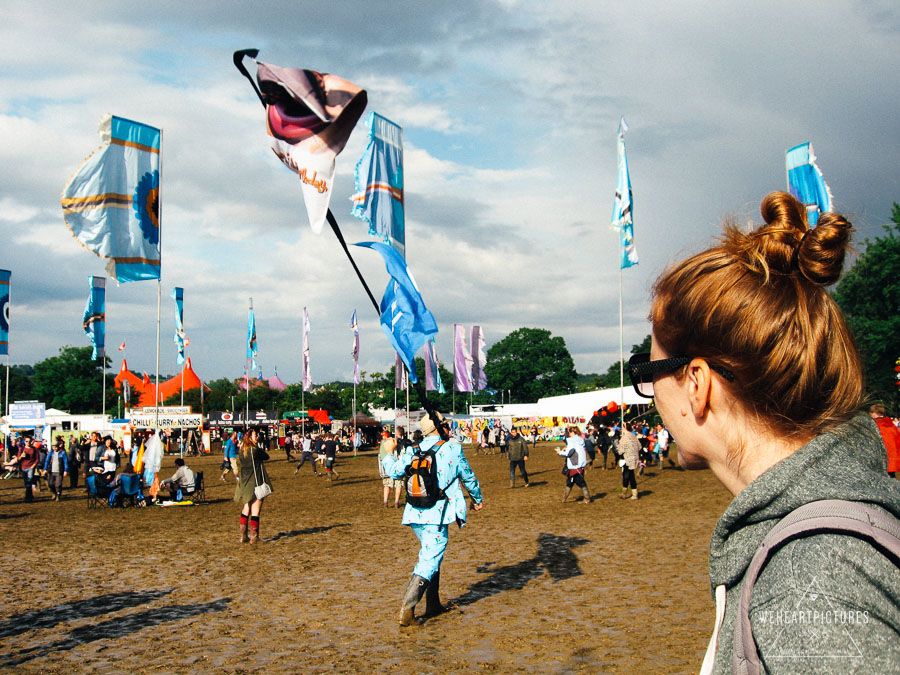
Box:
[189,471,205,503]
[112,473,145,507]
[86,473,112,509]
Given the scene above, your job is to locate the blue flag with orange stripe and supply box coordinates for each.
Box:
[62,115,161,282]
[351,112,405,259]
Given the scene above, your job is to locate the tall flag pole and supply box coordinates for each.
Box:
[1,269,10,421]
[470,325,488,391]
[302,307,312,393]
[83,276,106,416]
[351,111,406,259]
[786,142,833,226]
[611,117,637,427]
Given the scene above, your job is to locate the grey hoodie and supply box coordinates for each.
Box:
[702,415,900,674]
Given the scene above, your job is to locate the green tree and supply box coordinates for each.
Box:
[31,346,115,413]
[1,364,34,403]
[484,327,576,403]
[833,205,900,409]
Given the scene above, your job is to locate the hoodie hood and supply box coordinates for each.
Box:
[708,413,900,593]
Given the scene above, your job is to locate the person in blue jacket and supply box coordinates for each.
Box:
[382,411,484,627]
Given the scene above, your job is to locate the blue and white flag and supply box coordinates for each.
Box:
[351,112,405,259]
[302,307,312,392]
[0,269,9,356]
[350,309,361,386]
[83,276,106,360]
[171,287,185,365]
[62,115,162,283]
[425,337,445,394]
[611,117,638,269]
[786,142,833,226]
[247,298,258,371]
[353,241,438,383]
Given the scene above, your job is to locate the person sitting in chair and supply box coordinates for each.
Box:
[160,457,195,501]
[110,462,144,506]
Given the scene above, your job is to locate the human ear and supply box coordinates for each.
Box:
[686,358,712,419]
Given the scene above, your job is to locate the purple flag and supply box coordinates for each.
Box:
[471,325,487,390]
[454,323,472,392]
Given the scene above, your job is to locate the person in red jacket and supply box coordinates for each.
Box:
[870,404,900,477]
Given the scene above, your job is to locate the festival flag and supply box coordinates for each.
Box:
[302,307,312,392]
[142,372,150,386]
[61,115,162,282]
[351,112,405,258]
[353,241,438,383]
[0,269,9,356]
[350,309,361,386]
[171,287,185,365]
[394,352,408,390]
[454,323,473,393]
[82,276,106,360]
[611,117,639,269]
[123,379,131,407]
[425,337,445,394]
[118,340,125,352]
[236,52,367,234]
[786,142,833,226]
[132,439,144,473]
[470,325,488,391]
[247,298,258,371]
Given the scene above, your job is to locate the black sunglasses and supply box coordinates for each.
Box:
[627,352,735,399]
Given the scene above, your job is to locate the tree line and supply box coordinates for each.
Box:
[3,203,898,417]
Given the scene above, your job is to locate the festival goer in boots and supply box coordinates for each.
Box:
[507,427,530,487]
[382,411,484,626]
[556,426,590,504]
[234,429,271,544]
[42,439,69,501]
[616,422,640,500]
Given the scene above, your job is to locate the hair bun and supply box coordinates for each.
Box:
[795,210,853,285]
[748,192,852,285]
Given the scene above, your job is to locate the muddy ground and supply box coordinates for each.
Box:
[0,442,733,673]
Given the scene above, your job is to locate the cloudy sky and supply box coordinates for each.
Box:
[2,0,899,389]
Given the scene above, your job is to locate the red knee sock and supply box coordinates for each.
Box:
[250,516,259,533]
[240,514,248,527]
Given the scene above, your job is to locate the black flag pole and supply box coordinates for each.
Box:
[233,49,446,440]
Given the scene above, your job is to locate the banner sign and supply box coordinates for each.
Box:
[208,410,279,426]
[140,406,192,414]
[10,402,45,420]
[130,413,202,428]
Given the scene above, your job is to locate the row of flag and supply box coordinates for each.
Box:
[44,51,835,414]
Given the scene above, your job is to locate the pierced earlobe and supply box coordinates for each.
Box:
[680,409,688,416]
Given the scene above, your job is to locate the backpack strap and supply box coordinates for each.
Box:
[733,499,900,675]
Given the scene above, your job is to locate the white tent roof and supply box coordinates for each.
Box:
[536,387,645,418]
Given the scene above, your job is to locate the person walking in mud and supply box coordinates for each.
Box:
[556,426,591,504]
[382,411,484,627]
[234,429,272,544]
[507,427,530,488]
[617,422,640,500]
